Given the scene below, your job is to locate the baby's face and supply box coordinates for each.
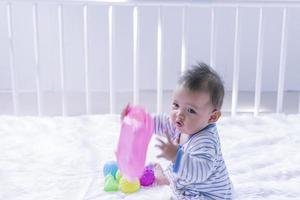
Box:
[170,86,215,135]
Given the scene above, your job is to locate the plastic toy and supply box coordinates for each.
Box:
[119,177,140,193]
[116,170,122,183]
[103,161,118,178]
[116,105,154,180]
[139,165,155,186]
[104,174,118,192]
[103,162,154,193]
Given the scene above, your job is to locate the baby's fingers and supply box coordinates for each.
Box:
[120,103,130,120]
[156,153,165,159]
[163,128,173,143]
[154,143,164,151]
[156,137,166,146]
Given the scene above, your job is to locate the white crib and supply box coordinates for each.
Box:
[0,0,300,116]
[1,1,300,200]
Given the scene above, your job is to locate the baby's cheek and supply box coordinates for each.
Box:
[169,112,176,123]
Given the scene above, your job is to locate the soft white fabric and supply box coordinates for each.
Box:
[0,114,299,200]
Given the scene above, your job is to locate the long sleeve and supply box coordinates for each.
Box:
[174,134,216,183]
[152,113,178,139]
[163,125,233,199]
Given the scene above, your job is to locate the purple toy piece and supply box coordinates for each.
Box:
[139,166,155,186]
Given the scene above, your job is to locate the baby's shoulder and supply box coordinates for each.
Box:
[189,130,218,146]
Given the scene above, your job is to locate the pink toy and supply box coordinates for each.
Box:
[116,105,154,181]
[139,165,155,186]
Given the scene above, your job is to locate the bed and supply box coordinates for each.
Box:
[1,114,299,199]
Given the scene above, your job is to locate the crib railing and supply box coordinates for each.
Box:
[0,0,300,116]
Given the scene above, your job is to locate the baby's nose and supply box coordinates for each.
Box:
[176,109,185,119]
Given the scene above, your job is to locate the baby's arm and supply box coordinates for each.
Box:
[168,134,217,184]
[152,113,178,139]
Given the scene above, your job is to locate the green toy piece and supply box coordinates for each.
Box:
[104,174,119,192]
[116,170,122,183]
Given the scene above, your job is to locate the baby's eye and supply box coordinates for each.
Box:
[172,103,179,109]
[187,107,196,114]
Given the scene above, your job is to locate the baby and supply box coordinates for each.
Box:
[122,63,233,199]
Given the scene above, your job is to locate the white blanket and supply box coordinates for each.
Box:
[0,114,299,199]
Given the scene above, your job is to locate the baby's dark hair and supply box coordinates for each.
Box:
[178,62,225,110]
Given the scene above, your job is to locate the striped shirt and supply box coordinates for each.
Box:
[153,114,233,200]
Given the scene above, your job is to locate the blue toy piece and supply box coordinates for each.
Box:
[103,161,118,178]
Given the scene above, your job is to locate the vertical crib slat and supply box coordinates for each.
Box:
[7,3,18,115]
[156,6,163,113]
[210,7,216,68]
[32,3,42,116]
[254,7,264,116]
[133,6,139,105]
[276,7,288,114]
[231,7,240,116]
[299,93,300,113]
[108,5,116,114]
[83,4,90,114]
[58,4,66,116]
[180,6,187,73]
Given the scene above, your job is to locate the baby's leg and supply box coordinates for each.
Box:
[153,163,170,185]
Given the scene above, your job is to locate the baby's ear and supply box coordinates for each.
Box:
[208,110,221,123]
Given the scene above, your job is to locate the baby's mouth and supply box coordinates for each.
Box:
[176,121,183,128]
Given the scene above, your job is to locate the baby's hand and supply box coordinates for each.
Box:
[153,163,170,185]
[155,130,178,162]
[120,103,130,121]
